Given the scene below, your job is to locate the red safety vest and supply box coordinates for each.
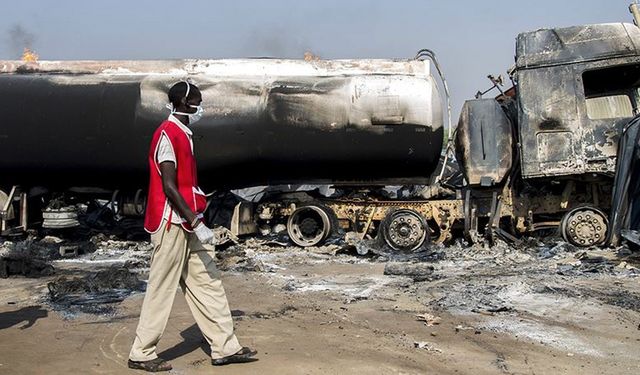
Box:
[144,120,207,233]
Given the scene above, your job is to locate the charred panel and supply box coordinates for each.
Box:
[517,65,583,177]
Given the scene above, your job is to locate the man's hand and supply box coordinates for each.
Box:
[193,222,215,244]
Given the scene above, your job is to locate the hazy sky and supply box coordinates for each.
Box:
[0,0,632,119]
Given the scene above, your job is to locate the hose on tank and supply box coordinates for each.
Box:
[415,49,455,184]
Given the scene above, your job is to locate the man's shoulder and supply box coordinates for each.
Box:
[154,120,182,137]
[157,120,178,130]
[154,121,190,149]
[150,121,178,145]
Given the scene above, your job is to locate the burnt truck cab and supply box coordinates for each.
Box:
[515,23,640,178]
[457,23,640,246]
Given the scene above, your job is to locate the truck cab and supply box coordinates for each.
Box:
[456,23,640,247]
[514,23,640,178]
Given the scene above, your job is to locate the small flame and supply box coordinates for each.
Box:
[22,47,39,63]
[304,51,320,62]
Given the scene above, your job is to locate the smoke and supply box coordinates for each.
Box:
[6,24,37,58]
[242,26,315,58]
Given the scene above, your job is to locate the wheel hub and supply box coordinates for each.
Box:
[561,207,608,247]
[384,210,427,252]
[300,217,320,236]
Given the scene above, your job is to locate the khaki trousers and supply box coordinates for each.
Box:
[129,223,242,361]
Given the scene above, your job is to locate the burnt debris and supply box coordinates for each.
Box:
[47,267,144,315]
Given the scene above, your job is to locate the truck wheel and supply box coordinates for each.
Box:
[134,189,146,216]
[380,209,429,252]
[287,204,334,247]
[560,206,608,247]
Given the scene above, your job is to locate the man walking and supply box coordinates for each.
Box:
[128,81,256,372]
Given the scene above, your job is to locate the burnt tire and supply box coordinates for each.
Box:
[287,203,338,247]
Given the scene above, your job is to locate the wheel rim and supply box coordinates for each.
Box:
[560,207,608,247]
[287,206,332,247]
[382,209,428,252]
[134,189,146,215]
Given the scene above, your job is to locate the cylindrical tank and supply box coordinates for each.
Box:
[0,58,443,191]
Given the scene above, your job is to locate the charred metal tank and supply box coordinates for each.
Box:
[455,98,513,187]
[0,59,443,191]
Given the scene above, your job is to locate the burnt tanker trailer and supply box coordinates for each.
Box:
[0,59,443,190]
[0,57,444,232]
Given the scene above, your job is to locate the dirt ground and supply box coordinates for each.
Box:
[0,234,639,375]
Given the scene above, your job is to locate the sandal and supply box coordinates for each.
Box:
[127,357,172,372]
[211,346,257,366]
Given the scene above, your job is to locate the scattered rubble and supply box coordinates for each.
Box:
[1,226,640,373]
[40,236,64,245]
[247,306,298,319]
[415,313,441,326]
[0,238,56,278]
[0,230,153,317]
[58,245,79,257]
[413,341,442,353]
[0,257,54,278]
[384,262,435,281]
[536,241,578,259]
[1,225,640,360]
[47,267,144,315]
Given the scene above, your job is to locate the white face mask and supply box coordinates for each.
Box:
[184,105,204,124]
[166,81,205,124]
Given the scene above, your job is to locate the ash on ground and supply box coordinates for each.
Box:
[47,267,144,316]
[2,227,640,357]
[214,234,640,358]
[1,231,153,317]
[45,236,153,317]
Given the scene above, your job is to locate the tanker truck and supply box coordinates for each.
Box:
[0,57,444,235]
[232,21,640,251]
[1,20,640,252]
